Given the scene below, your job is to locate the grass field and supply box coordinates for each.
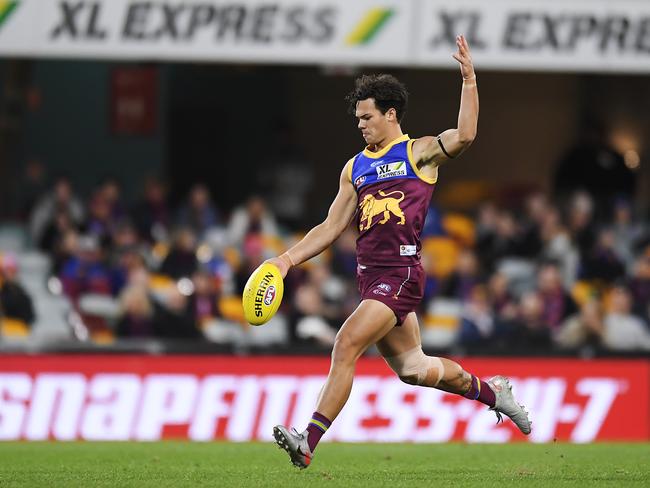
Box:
[0,442,648,487]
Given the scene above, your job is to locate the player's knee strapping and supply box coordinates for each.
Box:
[384,346,444,387]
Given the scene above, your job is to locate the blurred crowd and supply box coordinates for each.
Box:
[1,165,649,354]
[429,192,650,353]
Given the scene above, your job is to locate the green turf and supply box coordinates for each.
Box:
[0,442,648,487]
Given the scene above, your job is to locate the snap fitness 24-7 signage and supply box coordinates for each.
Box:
[0,355,648,442]
[0,0,649,72]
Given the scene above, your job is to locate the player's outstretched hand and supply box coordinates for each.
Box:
[452,35,475,80]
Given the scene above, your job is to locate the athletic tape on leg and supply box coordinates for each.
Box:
[384,346,445,387]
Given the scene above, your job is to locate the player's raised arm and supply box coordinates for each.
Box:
[412,35,478,167]
[266,161,357,278]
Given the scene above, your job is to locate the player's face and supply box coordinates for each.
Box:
[355,98,393,145]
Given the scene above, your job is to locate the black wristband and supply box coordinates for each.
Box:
[437,135,453,159]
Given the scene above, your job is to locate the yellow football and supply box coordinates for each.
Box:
[242,262,284,326]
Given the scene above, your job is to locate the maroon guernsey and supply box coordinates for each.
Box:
[349,134,436,267]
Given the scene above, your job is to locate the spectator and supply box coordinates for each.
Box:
[176,184,221,237]
[59,234,111,302]
[0,254,35,326]
[30,176,84,247]
[554,118,636,210]
[160,228,198,280]
[440,248,482,301]
[110,246,147,296]
[580,228,626,284]
[305,263,347,325]
[629,254,650,321]
[331,228,358,278]
[132,176,170,243]
[116,285,199,339]
[190,270,221,325]
[458,285,494,345]
[567,191,597,257]
[157,288,200,339]
[200,246,235,297]
[227,195,279,248]
[52,229,79,276]
[537,262,578,331]
[475,202,498,250]
[518,191,548,258]
[39,209,78,254]
[292,282,336,346]
[500,291,552,349]
[115,284,156,338]
[192,268,245,344]
[555,299,604,349]
[111,221,140,250]
[83,193,115,248]
[602,285,650,351]
[235,233,268,294]
[611,198,644,270]
[488,210,523,266]
[539,206,578,287]
[487,272,517,322]
[258,121,314,230]
[97,176,126,222]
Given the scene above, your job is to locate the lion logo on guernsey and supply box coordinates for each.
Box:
[264,285,276,306]
[359,190,406,231]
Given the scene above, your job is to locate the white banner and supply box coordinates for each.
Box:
[0,1,649,72]
[0,0,411,65]
[0,0,650,73]
[416,0,650,73]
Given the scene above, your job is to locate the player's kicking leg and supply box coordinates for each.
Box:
[377,312,532,435]
[273,300,396,468]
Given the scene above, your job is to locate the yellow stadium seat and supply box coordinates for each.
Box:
[421,237,460,279]
[435,181,493,210]
[219,295,246,323]
[0,318,29,337]
[422,313,459,330]
[602,288,615,313]
[420,298,462,348]
[151,242,170,262]
[422,298,462,330]
[442,213,476,247]
[223,246,241,270]
[149,273,175,292]
[262,234,286,255]
[91,329,115,345]
[572,280,598,306]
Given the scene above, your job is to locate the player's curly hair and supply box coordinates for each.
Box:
[346,74,409,123]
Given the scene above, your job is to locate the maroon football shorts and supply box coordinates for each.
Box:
[356,263,425,326]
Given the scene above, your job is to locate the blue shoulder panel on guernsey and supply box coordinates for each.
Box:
[350,134,435,192]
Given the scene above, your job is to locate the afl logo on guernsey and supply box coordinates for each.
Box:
[264,285,276,306]
[354,175,366,188]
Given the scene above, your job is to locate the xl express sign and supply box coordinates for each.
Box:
[0,356,648,443]
[0,0,411,64]
[1,0,649,72]
[416,0,650,72]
